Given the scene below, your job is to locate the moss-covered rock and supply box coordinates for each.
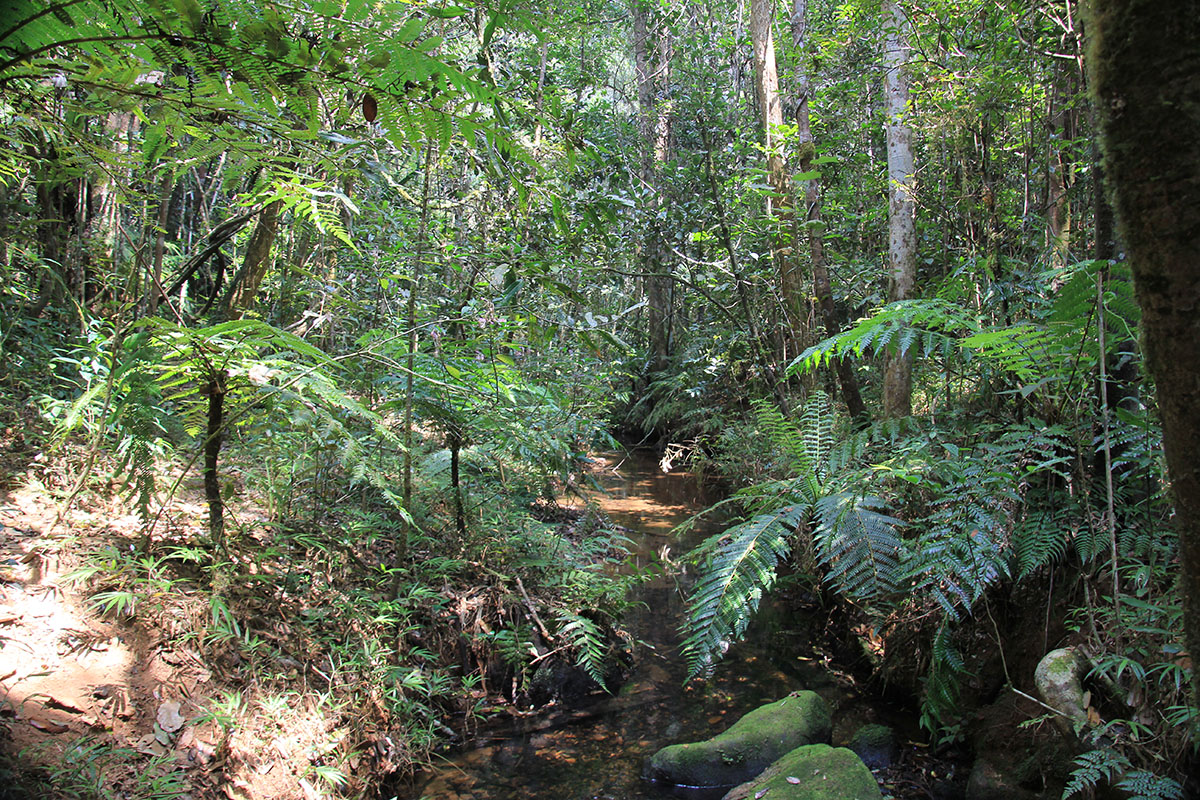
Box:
[846,724,898,770]
[1034,647,1087,738]
[722,744,881,800]
[644,691,832,788]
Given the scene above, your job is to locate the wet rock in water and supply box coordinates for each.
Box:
[527,656,610,707]
[525,628,633,708]
[722,744,881,800]
[644,691,832,789]
[845,724,898,770]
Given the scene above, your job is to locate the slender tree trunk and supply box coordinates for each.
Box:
[633,0,672,376]
[750,0,804,349]
[1088,0,1200,697]
[533,38,549,146]
[789,0,867,423]
[1047,65,1077,267]
[449,428,465,539]
[204,369,227,548]
[402,140,436,559]
[698,122,789,414]
[881,0,916,419]
[224,199,281,316]
[147,171,174,315]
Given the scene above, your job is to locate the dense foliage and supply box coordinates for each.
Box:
[0,0,1194,797]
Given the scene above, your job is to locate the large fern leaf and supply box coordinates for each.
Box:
[681,505,804,678]
[813,493,905,600]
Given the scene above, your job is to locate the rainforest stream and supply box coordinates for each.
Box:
[412,450,887,800]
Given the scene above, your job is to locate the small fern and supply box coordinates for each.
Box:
[1063,749,1131,799]
[555,611,610,690]
[1116,772,1185,800]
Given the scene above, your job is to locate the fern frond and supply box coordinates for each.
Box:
[555,611,609,690]
[1063,749,1131,799]
[681,508,800,678]
[813,493,904,600]
[787,299,978,377]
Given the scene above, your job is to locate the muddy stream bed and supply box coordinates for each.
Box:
[411,450,899,800]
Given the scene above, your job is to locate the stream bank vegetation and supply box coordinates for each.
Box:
[1,0,1196,798]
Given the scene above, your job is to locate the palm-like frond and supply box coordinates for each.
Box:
[681,504,805,678]
[813,493,905,600]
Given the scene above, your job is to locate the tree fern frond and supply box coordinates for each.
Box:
[813,493,904,600]
[681,510,797,678]
[787,299,978,377]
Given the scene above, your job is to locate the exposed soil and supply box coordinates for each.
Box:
[0,468,355,800]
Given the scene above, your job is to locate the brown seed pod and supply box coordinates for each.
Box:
[363,92,378,122]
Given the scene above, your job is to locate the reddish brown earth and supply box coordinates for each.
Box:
[0,475,349,800]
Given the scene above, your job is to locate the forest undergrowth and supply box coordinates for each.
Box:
[0,375,642,800]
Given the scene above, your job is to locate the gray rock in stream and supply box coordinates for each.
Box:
[644,691,832,789]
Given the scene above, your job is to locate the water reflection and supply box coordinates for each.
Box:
[411,451,805,800]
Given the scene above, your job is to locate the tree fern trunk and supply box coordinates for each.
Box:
[204,369,226,548]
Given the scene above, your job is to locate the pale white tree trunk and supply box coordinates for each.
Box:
[882,0,916,418]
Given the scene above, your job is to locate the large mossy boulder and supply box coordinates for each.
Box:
[722,744,881,800]
[1034,647,1088,738]
[644,691,832,789]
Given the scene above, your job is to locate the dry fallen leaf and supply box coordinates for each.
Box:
[28,717,69,734]
[157,700,185,732]
[786,775,801,784]
[135,733,167,757]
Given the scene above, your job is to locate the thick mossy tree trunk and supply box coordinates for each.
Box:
[1088,0,1200,696]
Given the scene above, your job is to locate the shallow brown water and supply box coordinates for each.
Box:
[410,451,853,800]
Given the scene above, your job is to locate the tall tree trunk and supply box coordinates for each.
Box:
[698,122,790,414]
[789,0,867,423]
[750,0,805,349]
[881,0,916,419]
[533,38,549,146]
[402,140,436,560]
[1047,65,1077,267]
[146,171,174,316]
[1088,0,1200,697]
[633,0,672,376]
